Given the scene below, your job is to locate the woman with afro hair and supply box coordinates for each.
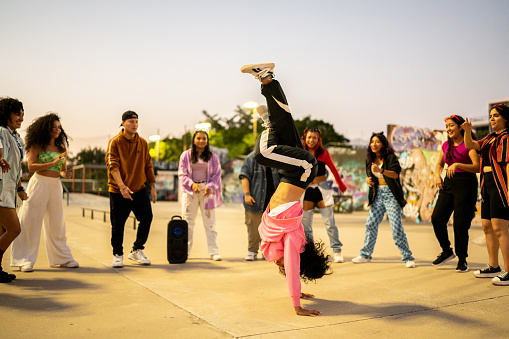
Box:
[11,113,79,272]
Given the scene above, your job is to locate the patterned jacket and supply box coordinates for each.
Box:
[479,129,509,207]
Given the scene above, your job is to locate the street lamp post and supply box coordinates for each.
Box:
[243,101,258,146]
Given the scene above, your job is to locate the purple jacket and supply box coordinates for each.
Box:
[178,149,223,209]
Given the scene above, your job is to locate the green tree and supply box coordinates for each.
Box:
[294,116,350,145]
[149,136,184,162]
[73,147,106,166]
[148,107,349,161]
[201,106,261,158]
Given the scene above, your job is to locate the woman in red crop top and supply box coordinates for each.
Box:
[11,113,78,272]
[431,115,479,272]
[301,128,347,263]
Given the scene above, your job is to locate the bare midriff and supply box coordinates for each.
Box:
[310,174,326,185]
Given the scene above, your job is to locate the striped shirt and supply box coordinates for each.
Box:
[479,129,509,207]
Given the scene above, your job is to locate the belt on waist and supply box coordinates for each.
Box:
[194,181,207,183]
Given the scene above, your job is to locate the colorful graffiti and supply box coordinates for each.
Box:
[327,147,369,211]
[221,124,482,225]
[388,125,446,152]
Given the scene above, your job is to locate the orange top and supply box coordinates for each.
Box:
[106,129,156,193]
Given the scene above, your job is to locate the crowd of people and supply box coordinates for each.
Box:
[1,63,509,316]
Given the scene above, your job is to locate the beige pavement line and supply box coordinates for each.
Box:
[235,294,509,338]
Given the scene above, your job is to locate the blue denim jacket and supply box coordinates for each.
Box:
[239,151,280,214]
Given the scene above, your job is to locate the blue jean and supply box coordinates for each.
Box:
[302,206,342,253]
[360,185,413,262]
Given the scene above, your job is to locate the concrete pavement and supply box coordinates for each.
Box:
[1,193,508,338]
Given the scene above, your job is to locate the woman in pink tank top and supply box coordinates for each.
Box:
[431,115,479,272]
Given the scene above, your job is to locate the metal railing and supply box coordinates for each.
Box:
[62,181,70,206]
[81,207,137,230]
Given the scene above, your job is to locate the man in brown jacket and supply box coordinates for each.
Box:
[106,111,157,268]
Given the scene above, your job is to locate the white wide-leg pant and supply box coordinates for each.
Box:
[11,173,75,267]
[181,192,219,256]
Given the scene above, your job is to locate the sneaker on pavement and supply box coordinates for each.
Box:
[432,251,456,266]
[20,264,34,272]
[474,265,502,278]
[492,272,509,286]
[60,260,79,268]
[405,260,416,268]
[241,63,275,82]
[128,249,151,265]
[1,270,16,280]
[456,259,468,272]
[211,254,222,261]
[245,252,257,261]
[352,255,371,263]
[0,274,13,283]
[112,255,124,268]
[333,253,344,263]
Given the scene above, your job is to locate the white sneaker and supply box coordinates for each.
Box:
[352,255,371,263]
[211,254,222,261]
[60,260,79,268]
[333,253,344,263]
[245,252,257,261]
[241,63,275,82]
[112,255,123,268]
[405,260,416,268]
[20,264,34,272]
[128,249,151,265]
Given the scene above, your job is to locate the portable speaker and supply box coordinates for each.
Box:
[167,215,188,264]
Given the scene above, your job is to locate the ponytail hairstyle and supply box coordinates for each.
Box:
[366,132,394,163]
[191,131,212,163]
[302,127,324,158]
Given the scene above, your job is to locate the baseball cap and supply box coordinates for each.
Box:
[120,110,138,127]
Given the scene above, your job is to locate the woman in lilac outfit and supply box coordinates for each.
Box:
[178,129,222,260]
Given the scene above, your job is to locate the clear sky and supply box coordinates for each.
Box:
[1,0,508,155]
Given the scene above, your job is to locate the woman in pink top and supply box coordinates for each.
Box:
[242,63,331,316]
[431,115,479,272]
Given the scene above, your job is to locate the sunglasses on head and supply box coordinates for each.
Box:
[305,127,321,134]
[444,114,460,122]
[492,103,507,109]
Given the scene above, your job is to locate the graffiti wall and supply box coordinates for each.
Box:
[221,124,482,225]
[327,147,369,211]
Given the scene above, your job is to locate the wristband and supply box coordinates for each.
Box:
[17,186,25,192]
[245,192,250,196]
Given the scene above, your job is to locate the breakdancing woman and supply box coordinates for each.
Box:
[241,63,331,316]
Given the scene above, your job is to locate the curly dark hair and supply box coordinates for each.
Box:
[25,113,69,153]
[299,238,332,283]
[366,132,395,164]
[191,131,212,163]
[0,97,24,127]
